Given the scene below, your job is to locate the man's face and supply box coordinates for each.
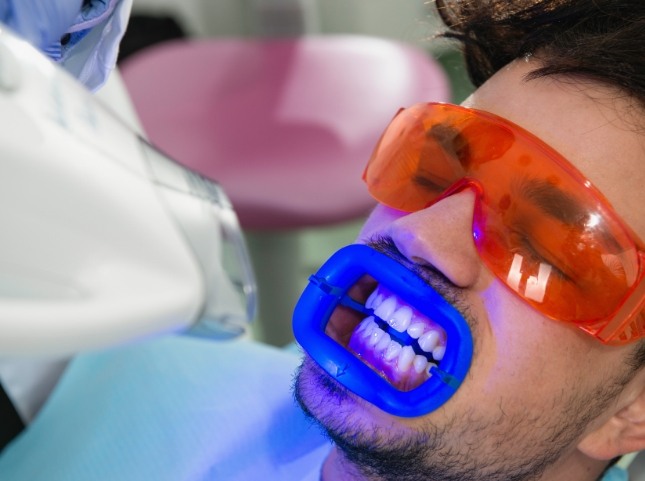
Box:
[294,59,645,481]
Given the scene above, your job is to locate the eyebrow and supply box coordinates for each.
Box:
[428,123,469,165]
[409,123,469,192]
[516,177,627,257]
[517,178,587,226]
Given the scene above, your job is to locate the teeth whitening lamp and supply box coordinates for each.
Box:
[0,26,256,357]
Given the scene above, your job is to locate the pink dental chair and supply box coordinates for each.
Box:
[120,35,450,346]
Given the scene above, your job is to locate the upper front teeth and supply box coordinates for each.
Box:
[373,296,397,320]
[361,287,448,363]
[365,289,383,310]
[419,330,440,352]
[386,306,412,332]
[407,322,425,339]
[432,345,446,361]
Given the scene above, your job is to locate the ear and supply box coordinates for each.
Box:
[578,371,645,460]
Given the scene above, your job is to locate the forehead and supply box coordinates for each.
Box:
[462,60,645,241]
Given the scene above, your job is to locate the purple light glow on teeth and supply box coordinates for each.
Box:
[348,285,447,391]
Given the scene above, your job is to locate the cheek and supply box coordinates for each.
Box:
[444,280,627,422]
[476,281,586,395]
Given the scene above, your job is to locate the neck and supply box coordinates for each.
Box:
[321,447,367,481]
[320,446,612,481]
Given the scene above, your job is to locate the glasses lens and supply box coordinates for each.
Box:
[363,107,447,212]
[363,103,642,330]
[472,155,640,325]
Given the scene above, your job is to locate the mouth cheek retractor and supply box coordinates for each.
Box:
[293,244,474,418]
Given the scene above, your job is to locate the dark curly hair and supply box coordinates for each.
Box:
[435,0,645,109]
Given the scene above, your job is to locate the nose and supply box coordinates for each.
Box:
[386,189,485,289]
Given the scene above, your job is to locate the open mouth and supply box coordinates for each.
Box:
[324,277,448,392]
[293,243,473,417]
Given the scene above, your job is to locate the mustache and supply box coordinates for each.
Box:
[364,234,471,317]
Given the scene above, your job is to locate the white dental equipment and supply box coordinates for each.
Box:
[0,25,256,356]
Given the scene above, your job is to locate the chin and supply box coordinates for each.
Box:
[294,354,414,439]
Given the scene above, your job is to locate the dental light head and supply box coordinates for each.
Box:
[293,244,473,417]
[0,25,256,356]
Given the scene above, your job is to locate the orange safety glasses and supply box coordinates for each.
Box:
[363,102,645,345]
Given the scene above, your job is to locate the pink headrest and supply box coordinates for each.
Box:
[121,35,450,230]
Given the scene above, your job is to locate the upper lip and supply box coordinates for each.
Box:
[366,236,466,309]
[325,237,471,352]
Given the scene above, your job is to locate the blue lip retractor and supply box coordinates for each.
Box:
[293,244,473,418]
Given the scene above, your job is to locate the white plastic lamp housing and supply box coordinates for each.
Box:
[0,26,256,357]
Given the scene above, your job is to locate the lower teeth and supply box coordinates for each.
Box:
[350,316,444,384]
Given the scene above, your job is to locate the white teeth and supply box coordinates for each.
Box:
[373,296,397,321]
[358,286,449,372]
[367,327,385,347]
[388,306,412,333]
[432,345,446,361]
[397,345,415,372]
[407,322,426,339]
[361,318,378,339]
[375,331,391,352]
[384,341,402,361]
[418,330,440,353]
[355,317,373,335]
[365,289,380,309]
[413,355,429,374]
